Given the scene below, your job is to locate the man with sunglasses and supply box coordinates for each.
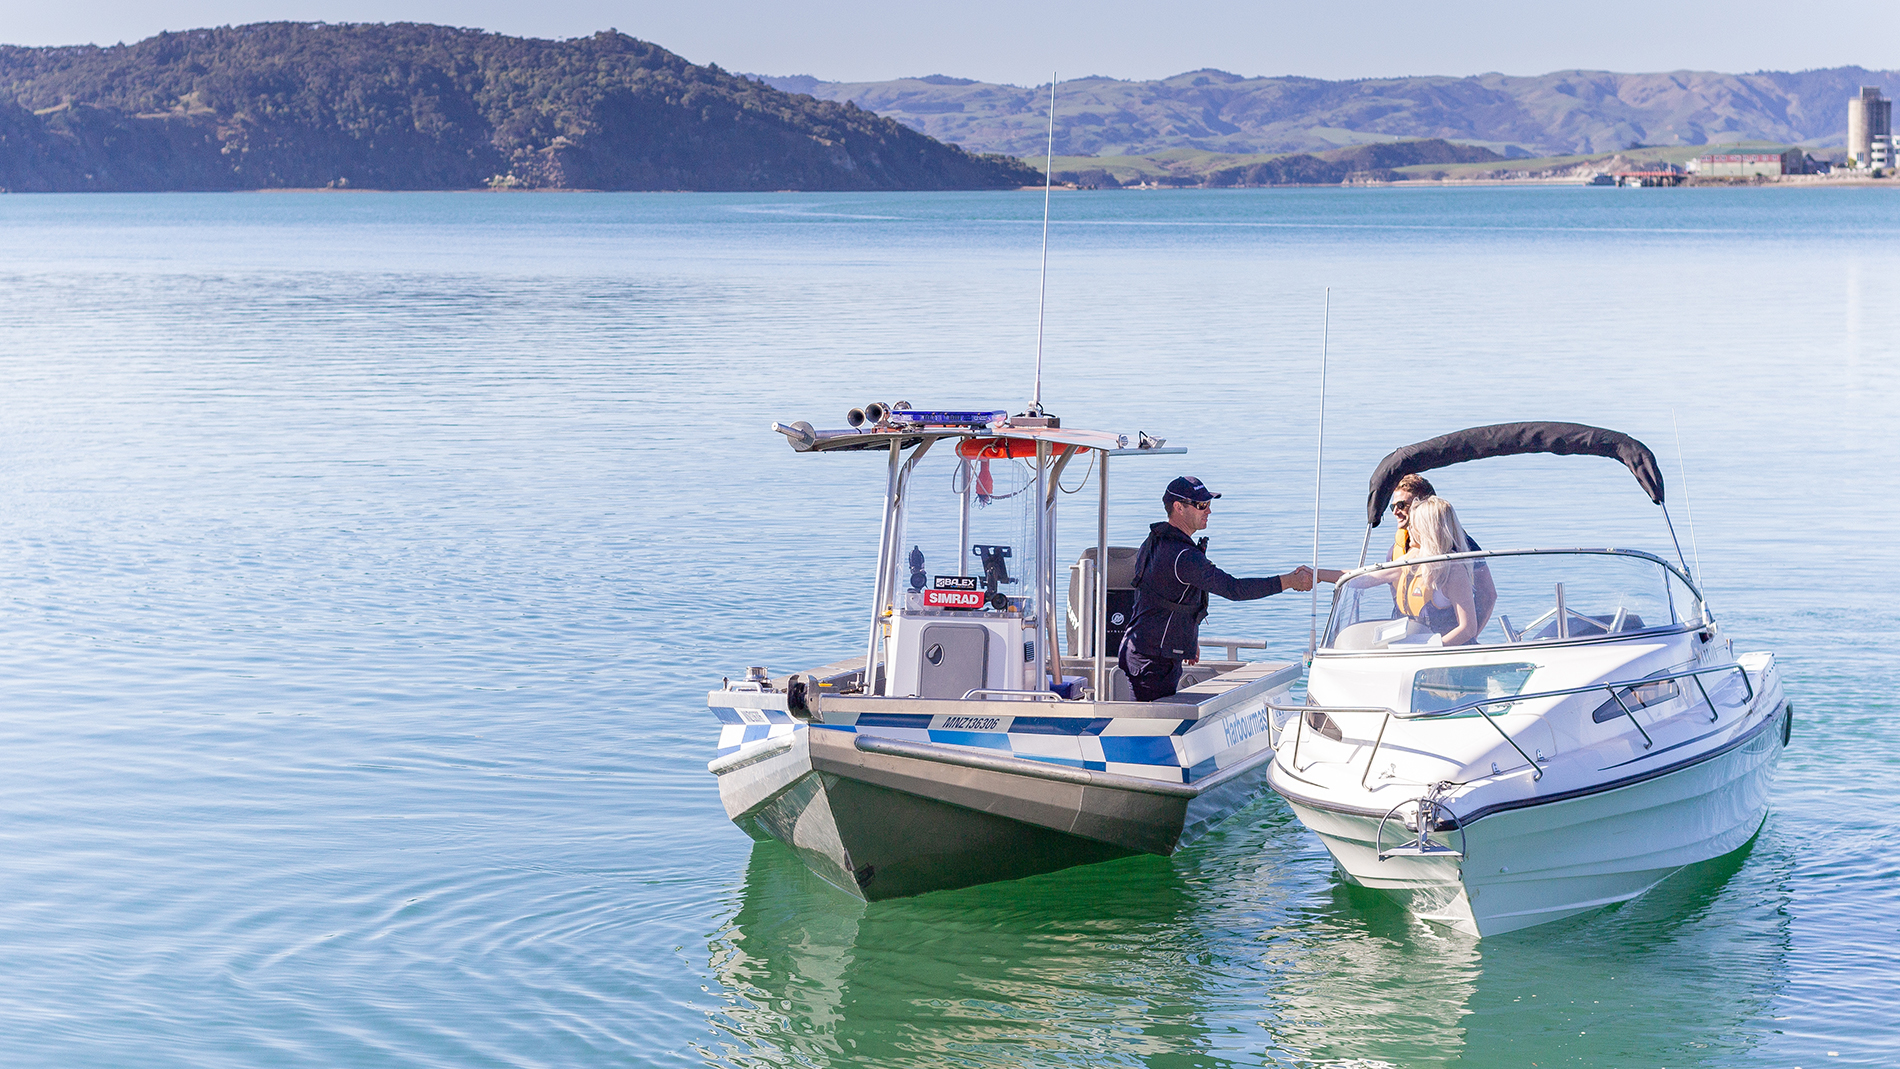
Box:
[1385,473,1497,622]
[1118,476,1341,702]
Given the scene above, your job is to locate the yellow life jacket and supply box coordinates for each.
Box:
[1391,528,1431,617]
[1397,561,1435,618]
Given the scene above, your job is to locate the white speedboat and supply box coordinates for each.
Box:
[712,405,1299,900]
[1267,422,1792,936]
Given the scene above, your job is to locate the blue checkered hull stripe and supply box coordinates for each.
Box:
[710,702,1280,785]
[711,705,802,758]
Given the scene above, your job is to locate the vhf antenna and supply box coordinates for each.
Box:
[1032,73,1056,414]
[1308,288,1330,661]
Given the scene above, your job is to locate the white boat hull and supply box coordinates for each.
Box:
[1281,697,1787,936]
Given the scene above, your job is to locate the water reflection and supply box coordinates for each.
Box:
[1459,831,1795,1067]
[706,841,1228,1068]
[707,797,1794,1067]
[1259,822,1795,1068]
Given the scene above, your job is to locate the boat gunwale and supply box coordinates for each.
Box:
[808,660,1300,721]
[847,730,1278,798]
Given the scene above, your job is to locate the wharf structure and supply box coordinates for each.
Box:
[1848,86,1893,171]
[1612,164,1685,187]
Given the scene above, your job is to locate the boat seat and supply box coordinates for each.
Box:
[1529,613,1644,641]
[1331,617,1425,651]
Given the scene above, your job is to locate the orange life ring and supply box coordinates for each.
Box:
[955,437,1039,460]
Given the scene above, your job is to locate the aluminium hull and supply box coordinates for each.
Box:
[710,660,1296,901]
[1275,701,1787,936]
[715,722,1279,901]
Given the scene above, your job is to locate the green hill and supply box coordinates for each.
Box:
[0,23,1042,192]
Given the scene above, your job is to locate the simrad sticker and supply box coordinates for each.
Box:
[924,588,985,609]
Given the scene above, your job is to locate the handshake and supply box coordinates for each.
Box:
[1280,565,1345,592]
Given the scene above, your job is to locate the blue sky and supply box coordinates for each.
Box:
[4,1,1895,84]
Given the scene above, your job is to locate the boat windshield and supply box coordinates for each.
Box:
[889,444,1042,617]
[1323,550,1703,653]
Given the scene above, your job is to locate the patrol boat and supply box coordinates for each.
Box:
[1266,423,1792,936]
[709,404,1299,901]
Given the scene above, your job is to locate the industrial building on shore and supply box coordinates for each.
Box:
[1848,86,1893,171]
[1685,149,1813,177]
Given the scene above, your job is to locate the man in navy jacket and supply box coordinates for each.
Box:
[1117,477,1340,701]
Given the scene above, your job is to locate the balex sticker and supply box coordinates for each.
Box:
[933,575,979,590]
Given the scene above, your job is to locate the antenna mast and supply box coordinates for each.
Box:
[1033,73,1056,413]
[1672,411,1703,585]
[1308,288,1330,659]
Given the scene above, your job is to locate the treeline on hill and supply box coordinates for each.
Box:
[1054,140,1505,187]
[0,23,1043,192]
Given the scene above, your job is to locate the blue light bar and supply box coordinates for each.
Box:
[885,409,1008,428]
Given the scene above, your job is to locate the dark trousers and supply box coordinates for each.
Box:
[1118,639,1182,702]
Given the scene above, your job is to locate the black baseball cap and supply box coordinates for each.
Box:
[1164,476,1221,503]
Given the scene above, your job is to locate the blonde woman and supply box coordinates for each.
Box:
[1397,497,1483,645]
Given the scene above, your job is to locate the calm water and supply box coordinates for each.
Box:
[2,187,1897,1068]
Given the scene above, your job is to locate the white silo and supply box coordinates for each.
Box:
[1847,86,1893,170]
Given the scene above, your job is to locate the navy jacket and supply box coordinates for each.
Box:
[1125,521,1284,659]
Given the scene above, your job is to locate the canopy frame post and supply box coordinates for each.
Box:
[1095,449,1110,699]
[957,456,972,577]
[864,439,903,694]
[1033,439,1050,693]
[1660,504,1692,577]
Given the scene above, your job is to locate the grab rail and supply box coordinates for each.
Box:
[1272,662,1755,787]
[959,688,1069,702]
[1200,637,1267,661]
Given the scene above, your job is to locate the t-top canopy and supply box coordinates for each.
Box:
[1365,422,1664,526]
[772,420,1181,456]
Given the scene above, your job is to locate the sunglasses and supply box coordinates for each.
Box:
[1391,498,1413,514]
[1186,500,1211,511]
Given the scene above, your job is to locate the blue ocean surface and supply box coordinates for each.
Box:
[1,186,1897,1067]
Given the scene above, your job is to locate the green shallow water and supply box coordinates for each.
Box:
[0,187,1895,1067]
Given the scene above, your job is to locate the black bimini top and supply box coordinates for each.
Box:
[1365,422,1664,526]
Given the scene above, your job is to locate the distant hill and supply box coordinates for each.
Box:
[753,68,1900,158]
[0,23,1042,192]
[1052,140,1507,188]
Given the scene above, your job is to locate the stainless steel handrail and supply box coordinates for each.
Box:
[1274,695,1545,783]
[1272,662,1755,786]
[1401,662,1754,721]
[1200,637,1268,661]
[959,688,1069,702]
